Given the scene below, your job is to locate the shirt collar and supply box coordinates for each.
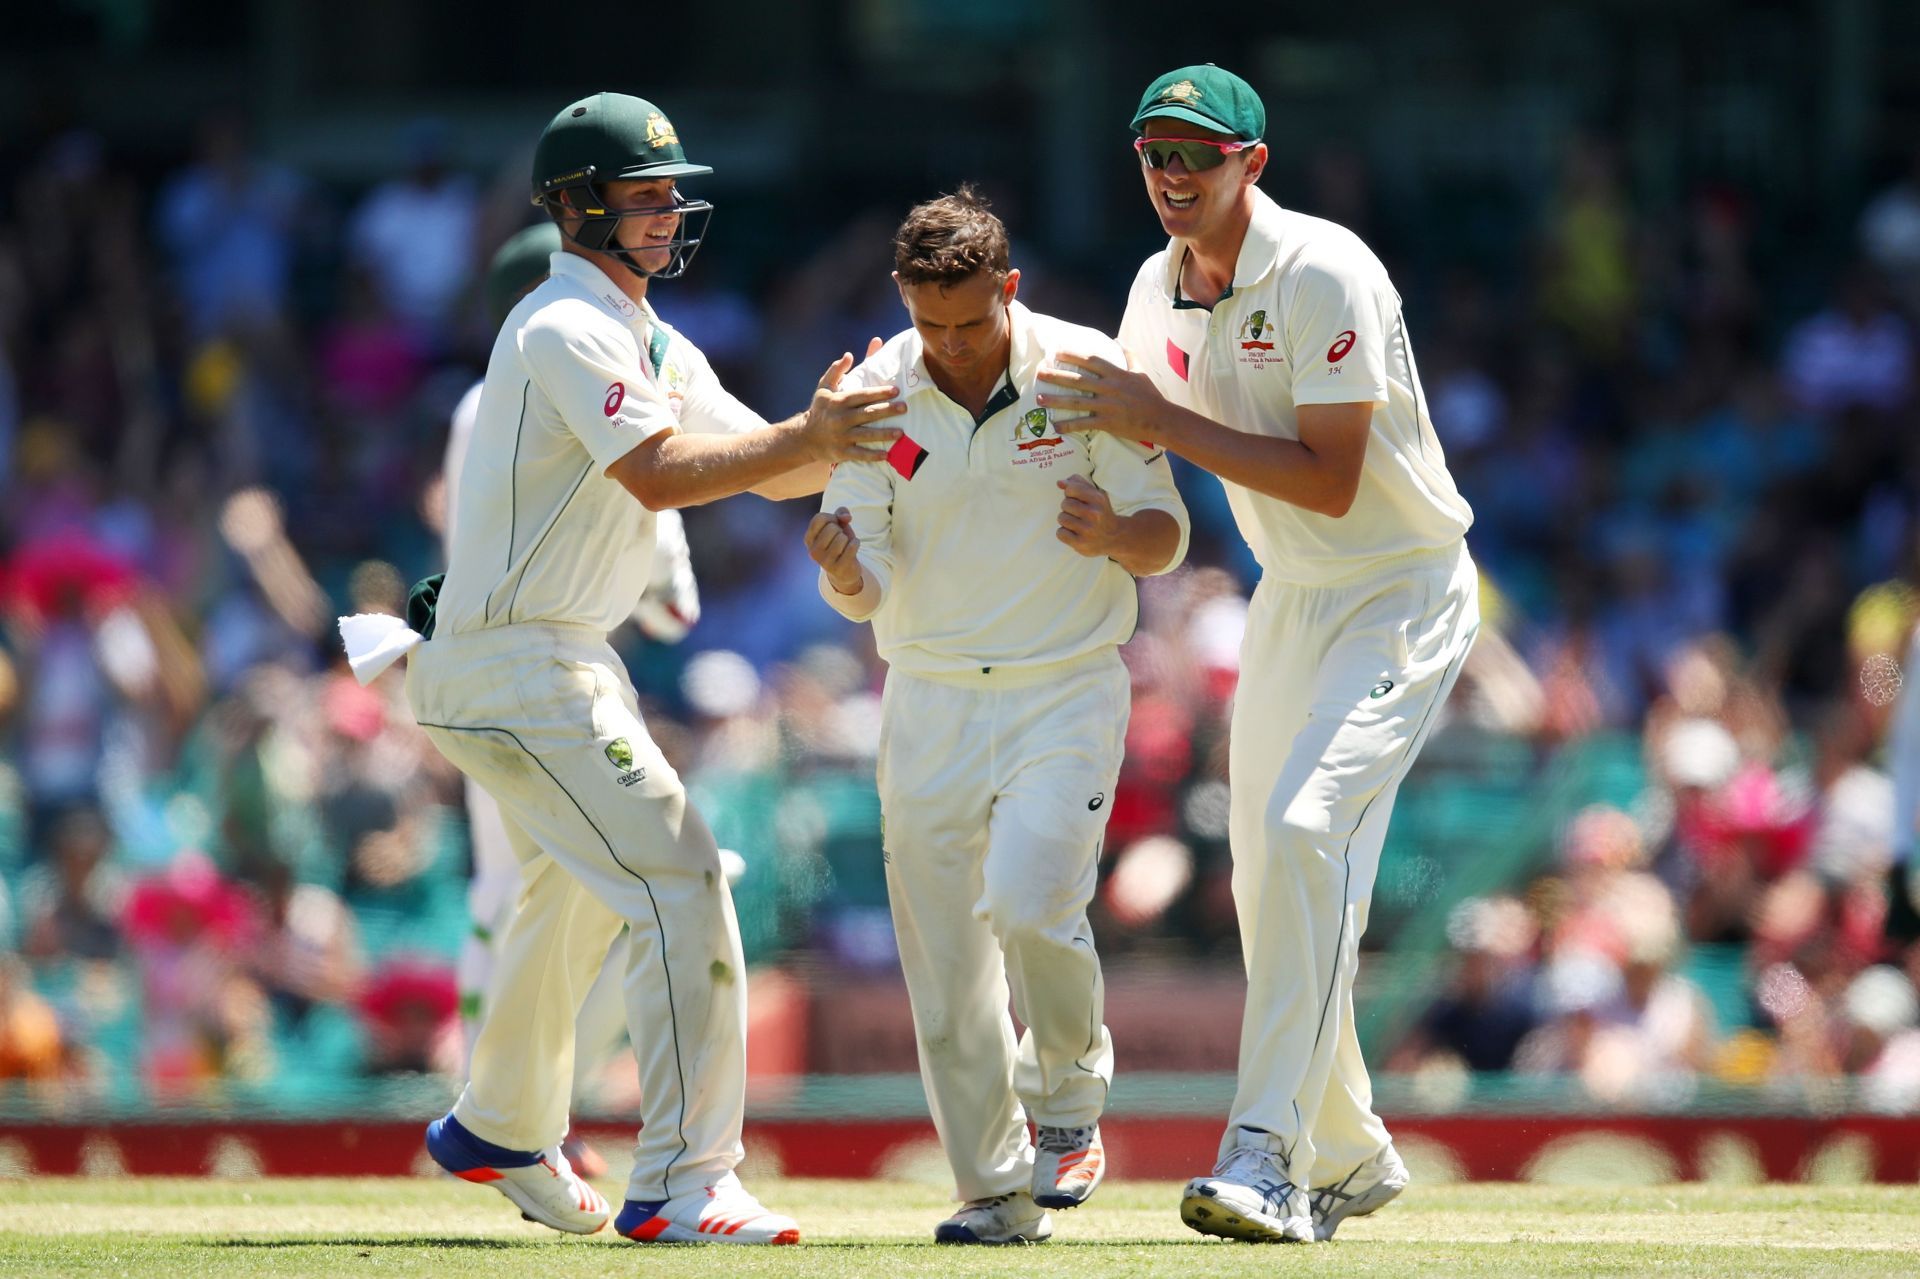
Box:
[547,250,651,331]
[1159,188,1286,304]
[1004,300,1045,390]
[889,298,1036,421]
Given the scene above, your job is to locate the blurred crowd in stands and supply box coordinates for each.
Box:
[1,111,1919,1115]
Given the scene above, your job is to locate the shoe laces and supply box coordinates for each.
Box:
[1213,1144,1282,1182]
[1214,1146,1299,1217]
[1036,1125,1093,1156]
[960,1193,1016,1215]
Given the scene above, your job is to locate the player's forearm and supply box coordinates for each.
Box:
[1153,406,1356,517]
[628,421,815,510]
[749,459,832,501]
[818,561,883,621]
[1107,508,1183,577]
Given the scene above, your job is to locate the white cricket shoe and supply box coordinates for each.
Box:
[934,1191,1054,1244]
[1179,1144,1314,1243]
[1312,1143,1410,1240]
[1032,1124,1106,1209]
[424,1113,609,1234]
[616,1172,800,1245]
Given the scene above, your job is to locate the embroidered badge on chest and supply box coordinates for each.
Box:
[663,361,686,419]
[1236,309,1286,368]
[1010,405,1072,469]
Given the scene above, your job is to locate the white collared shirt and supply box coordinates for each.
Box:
[819,301,1190,678]
[435,251,762,637]
[1119,189,1472,586]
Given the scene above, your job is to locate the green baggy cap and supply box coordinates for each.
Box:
[1131,64,1265,141]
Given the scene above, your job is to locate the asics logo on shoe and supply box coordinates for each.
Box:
[1255,1178,1299,1216]
[1310,1170,1360,1220]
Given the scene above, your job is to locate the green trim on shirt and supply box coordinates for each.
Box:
[1171,247,1233,311]
[972,377,1021,428]
[646,323,670,382]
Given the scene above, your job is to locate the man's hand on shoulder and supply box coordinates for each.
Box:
[797,351,907,464]
[1036,351,1169,446]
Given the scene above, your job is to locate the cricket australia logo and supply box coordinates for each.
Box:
[664,361,687,419]
[1237,308,1285,368]
[605,737,648,787]
[1159,80,1202,106]
[645,113,679,148]
[1016,406,1061,449]
[1011,404,1071,469]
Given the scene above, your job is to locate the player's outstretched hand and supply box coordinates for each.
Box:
[1037,352,1166,444]
[806,506,865,594]
[801,352,906,464]
[1056,474,1122,558]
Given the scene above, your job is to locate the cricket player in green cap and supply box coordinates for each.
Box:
[1038,62,1479,1245]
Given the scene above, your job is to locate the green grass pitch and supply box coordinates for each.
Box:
[3,1178,1918,1277]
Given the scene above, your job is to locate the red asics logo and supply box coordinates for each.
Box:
[1327,331,1356,363]
[604,383,626,416]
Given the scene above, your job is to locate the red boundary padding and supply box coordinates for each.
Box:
[3,1114,1918,1181]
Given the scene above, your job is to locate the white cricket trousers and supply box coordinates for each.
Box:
[406,620,746,1202]
[458,777,629,1094]
[878,649,1128,1201]
[1223,541,1479,1187]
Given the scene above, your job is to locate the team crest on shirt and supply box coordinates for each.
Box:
[605,737,648,786]
[663,360,686,419]
[1237,309,1286,368]
[1010,404,1072,469]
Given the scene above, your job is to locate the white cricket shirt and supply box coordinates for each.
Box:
[1119,188,1472,586]
[444,376,700,640]
[435,252,761,637]
[819,301,1190,678]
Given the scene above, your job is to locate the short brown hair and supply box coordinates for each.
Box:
[893,184,1010,287]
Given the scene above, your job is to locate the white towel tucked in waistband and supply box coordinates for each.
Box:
[337,612,425,686]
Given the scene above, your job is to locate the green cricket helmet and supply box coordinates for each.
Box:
[484,222,562,326]
[531,92,714,281]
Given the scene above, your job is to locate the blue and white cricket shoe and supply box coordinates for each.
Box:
[616,1171,800,1245]
[425,1112,609,1234]
[1312,1142,1410,1240]
[934,1191,1052,1244]
[1179,1143,1314,1243]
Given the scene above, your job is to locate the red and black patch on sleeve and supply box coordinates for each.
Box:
[1166,339,1190,381]
[887,433,929,479]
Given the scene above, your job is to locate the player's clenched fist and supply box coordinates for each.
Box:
[1056,474,1122,558]
[807,506,866,595]
[798,352,908,464]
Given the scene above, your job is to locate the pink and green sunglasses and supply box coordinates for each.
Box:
[1134,136,1259,172]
